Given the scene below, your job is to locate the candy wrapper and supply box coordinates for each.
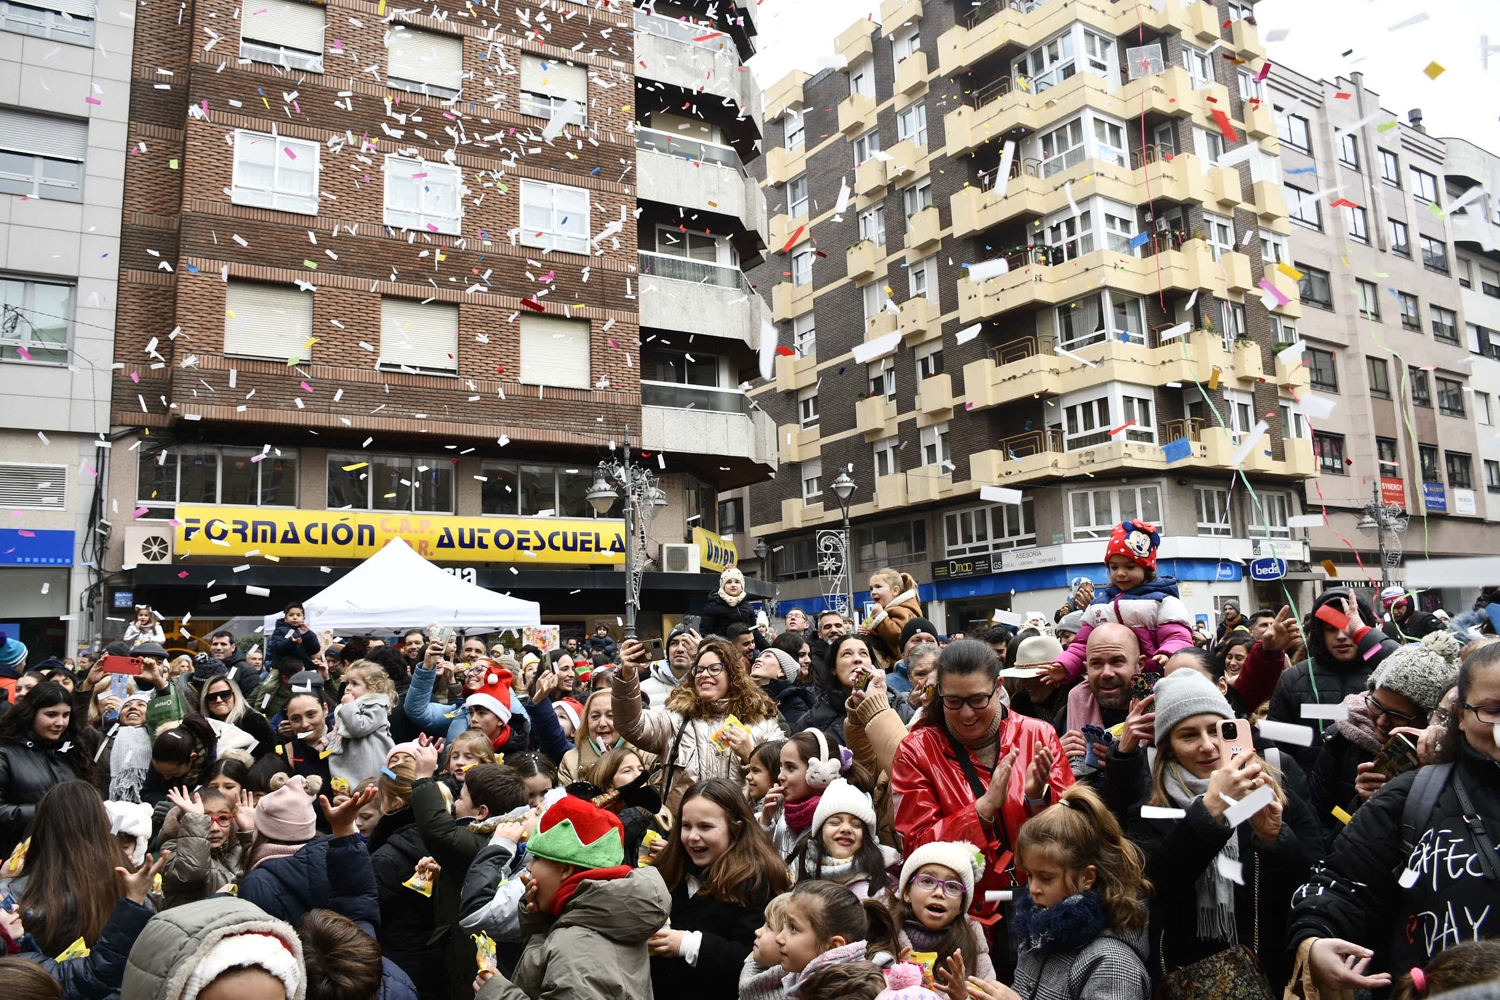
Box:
[403,867,434,898]
[3,837,28,877]
[638,829,663,866]
[472,930,498,973]
[908,951,938,986]
[330,776,350,794]
[55,937,90,961]
[710,714,749,753]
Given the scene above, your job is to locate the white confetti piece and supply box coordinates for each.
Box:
[1257,719,1315,746]
[1139,805,1187,820]
[245,585,270,597]
[1222,784,1275,828]
[980,486,1023,505]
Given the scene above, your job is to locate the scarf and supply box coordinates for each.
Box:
[248,840,304,872]
[547,864,632,916]
[817,855,861,884]
[1332,692,1384,754]
[717,587,746,607]
[784,792,823,835]
[783,939,868,997]
[488,724,512,752]
[109,725,152,803]
[902,919,950,952]
[588,734,624,756]
[1011,890,1110,953]
[1164,764,1239,944]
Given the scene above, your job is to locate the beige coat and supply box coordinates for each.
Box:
[843,690,909,850]
[869,589,923,660]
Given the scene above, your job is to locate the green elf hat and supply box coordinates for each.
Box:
[527,792,627,871]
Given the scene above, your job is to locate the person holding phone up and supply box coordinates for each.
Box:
[1124,669,1316,995]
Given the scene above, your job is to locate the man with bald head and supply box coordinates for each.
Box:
[1059,623,1146,782]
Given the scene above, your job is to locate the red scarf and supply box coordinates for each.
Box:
[488,725,512,752]
[783,792,823,834]
[547,864,633,916]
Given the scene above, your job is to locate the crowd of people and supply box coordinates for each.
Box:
[0,525,1495,999]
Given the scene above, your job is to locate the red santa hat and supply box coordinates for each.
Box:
[1105,520,1160,571]
[463,663,515,724]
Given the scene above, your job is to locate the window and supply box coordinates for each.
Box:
[1409,366,1432,408]
[520,179,589,254]
[1279,402,1308,440]
[1438,377,1466,417]
[718,497,744,534]
[224,282,312,362]
[919,423,950,469]
[892,23,920,62]
[137,446,298,516]
[873,436,901,478]
[1308,347,1339,392]
[869,358,896,401]
[1410,167,1439,203]
[1197,126,1226,164]
[854,520,929,570]
[1396,292,1420,331]
[231,130,319,215]
[1237,70,1263,103]
[383,157,462,235]
[909,255,937,306]
[896,102,928,146]
[1260,228,1287,265]
[1432,306,1459,344]
[775,536,819,580]
[1482,264,1500,297]
[480,462,602,518]
[862,282,883,321]
[787,176,808,218]
[1093,117,1127,167]
[1487,460,1500,494]
[797,386,818,428]
[783,249,812,289]
[916,340,944,380]
[1224,388,1253,439]
[1203,212,1235,261]
[1338,133,1360,170]
[0,276,70,364]
[1055,291,1145,350]
[1296,263,1332,307]
[1152,122,1176,157]
[848,57,874,99]
[1420,444,1441,483]
[1379,148,1401,186]
[1473,323,1500,360]
[1355,280,1380,321]
[653,226,732,267]
[0,108,84,202]
[785,114,805,151]
[1038,117,1085,177]
[1447,452,1473,490]
[1478,392,1493,426]
[516,55,585,125]
[853,130,881,167]
[1368,356,1391,398]
[1344,205,1369,243]
[240,0,323,71]
[1014,28,1077,91]
[1248,493,1292,539]
[1195,487,1230,536]
[1459,258,1473,289]
[655,349,717,386]
[379,298,457,374]
[1314,432,1347,474]
[1378,438,1400,479]
[1389,218,1410,256]
[858,204,886,246]
[1420,236,1448,273]
[944,502,1036,556]
[0,0,93,44]
[390,28,464,100]
[1286,185,1321,228]
[328,452,452,512]
[794,312,816,356]
[1277,111,1311,152]
[1068,485,1161,540]
[902,178,932,218]
[1181,43,1213,89]
[801,458,822,505]
[519,313,590,389]
[1060,389,1154,449]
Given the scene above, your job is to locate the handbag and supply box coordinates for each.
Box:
[1158,844,1275,1000]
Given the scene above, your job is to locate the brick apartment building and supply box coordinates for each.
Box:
[742,0,1324,634]
[98,0,772,644]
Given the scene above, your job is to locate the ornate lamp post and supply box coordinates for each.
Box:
[816,472,857,619]
[584,429,667,641]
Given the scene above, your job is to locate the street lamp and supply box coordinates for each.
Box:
[1356,479,1408,589]
[753,539,777,618]
[584,427,665,641]
[814,472,858,620]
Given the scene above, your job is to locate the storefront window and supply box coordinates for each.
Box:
[482,462,612,518]
[138,446,299,518]
[326,453,452,512]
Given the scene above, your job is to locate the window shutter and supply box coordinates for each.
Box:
[241,0,324,48]
[380,298,458,372]
[520,54,587,103]
[35,0,96,17]
[388,28,462,88]
[519,314,589,388]
[224,282,313,361]
[0,108,86,160]
[0,463,67,509]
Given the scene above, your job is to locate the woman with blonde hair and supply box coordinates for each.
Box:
[558,687,653,783]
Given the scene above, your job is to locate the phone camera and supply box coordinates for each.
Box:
[1220,722,1238,740]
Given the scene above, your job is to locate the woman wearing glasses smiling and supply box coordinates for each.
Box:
[890,639,1073,936]
[1287,638,1500,995]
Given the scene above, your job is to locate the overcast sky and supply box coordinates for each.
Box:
[747,0,1500,155]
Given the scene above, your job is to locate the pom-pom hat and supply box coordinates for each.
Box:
[810,777,877,834]
[876,963,944,1000]
[464,662,515,723]
[1105,520,1160,571]
[527,792,626,871]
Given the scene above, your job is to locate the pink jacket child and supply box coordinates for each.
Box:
[1051,521,1194,683]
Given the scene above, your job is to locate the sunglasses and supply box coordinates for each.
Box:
[205,690,235,704]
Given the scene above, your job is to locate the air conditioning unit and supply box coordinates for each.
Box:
[123,526,173,567]
[660,543,701,574]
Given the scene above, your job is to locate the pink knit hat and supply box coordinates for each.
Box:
[876,963,943,1000]
[255,773,321,842]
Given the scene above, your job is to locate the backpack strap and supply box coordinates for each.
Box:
[1451,769,1500,882]
[1396,763,1454,878]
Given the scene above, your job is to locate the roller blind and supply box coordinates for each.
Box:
[241,0,323,48]
[224,282,313,362]
[0,107,86,160]
[388,28,462,88]
[35,0,96,17]
[519,314,590,388]
[380,297,458,372]
[520,54,586,103]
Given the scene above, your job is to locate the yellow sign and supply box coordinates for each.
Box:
[693,526,737,573]
[175,506,626,565]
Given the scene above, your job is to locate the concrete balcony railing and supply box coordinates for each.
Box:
[763,69,810,122]
[1253,180,1291,232]
[835,18,877,66]
[855,158,888,199]
[847,239,880,282]
[1277,353,1312,394]
[777,421,821,464]
[1222,251,1253,293]
[1231,17,1265,60]
[900,295,939,344]
[770,213,811,253]
[772,280,815,322]
[640,382,778,467]
[880,0,922,35]
[781,496,823,530]
[864,311,899,342]
[905,204,942,257]
[1245,101,1276,140]
[895,49,929,96]
[907,466,957,504]
[1267,269,1303,318]
[874,473,910,510]
[838,92,878,136]
[886,139,927,184]
[774,351,819,393]
[1210,166,1244,208]
[637,252,767,348]
[635,138,769,249]
[855,394,899,439]
[1233,338,1266,382]
[937,0,1176,76]
[915,373,954,425]
[765,144,806,186]
[1183,0,1221,41]
[633,17,761,130]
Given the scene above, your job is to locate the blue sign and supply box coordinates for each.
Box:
[112,591,135,610]
[0,529,74,566]
[1216,561,1240,581]
[1249,557,1287,582]
[1423,481,1447,512]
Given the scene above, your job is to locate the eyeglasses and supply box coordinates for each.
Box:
[1462,702,1500,724]
[938,684,1000,712]
[692,662,725,677]
[909,873,966,898]
[1366,693,1420,725]
[204,691,234,704]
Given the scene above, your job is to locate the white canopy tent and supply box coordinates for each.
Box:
[261,537,541,635]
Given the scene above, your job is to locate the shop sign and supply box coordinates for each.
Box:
[932,554,993,580]
[1249,557,1287,582]
[1000,547,1055,572]
[1454,489,1477,516]
[1423,482,1447,513]
[0,528,74,566]
[693,527,738,573]
[112,590,135,609]
[1381,477,1405,507]
[176,506,626,565]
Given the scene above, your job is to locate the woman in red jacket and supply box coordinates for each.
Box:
[890,639,1073,926]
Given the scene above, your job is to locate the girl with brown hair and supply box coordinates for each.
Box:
[861,567,923,663]
[12,781,126,956]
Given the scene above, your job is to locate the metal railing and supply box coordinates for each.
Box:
[632,9,730,49]
[969,75,1014,108]
[962,0,1052,29]
[637,250,749,290]
[989,337,1040,366]
[640,380,749,414]
[635,127,744,172]
[1131,142,1177,170]
[1161,417,1206,443]
[997,427,1064,457]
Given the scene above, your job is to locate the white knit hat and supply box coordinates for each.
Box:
[104,800,153,867]
[182,929,305,1000]
[810,777,876,835]
[898,840,983,903]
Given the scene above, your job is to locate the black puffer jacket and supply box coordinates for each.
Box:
[221,649,263,700]
[5,897,155,999]
[1388,607,1445,642]
[1307,729,1376,851]
[697,593,761,644]
[0,737,82,855]
[1266,589,1398,768]
[370,809,443,1000]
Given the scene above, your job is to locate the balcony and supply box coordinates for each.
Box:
[1184,0,1221,41]
[1233,338,1266,381]
[855,394,899,439]
[900,295,939,344]
[835,18,877,66]
[1222,251,1253,293]
[1231,17,1264,60]
[1266,270,1303,318]
[864,311,899,341]
[781,496,822,530]
[1253,180,1291,232]
[907,466,957,504]
[769,213,811,253]
[633,13,761,129]
[895,50,928,96]
[937,0,1175,76]
[1277,354,1312,393]
[765,144,806,186]
[874,474,910,510]
[1210,166,1244,207]
[772,280,814,322]
[886,138,927,183]
[838,92,877,136]
[905,204,942,257]
[640,382,778,467]
[847,239,880,282]
[763,69,810,122]
[855,157,888,199]
[880,0,922,35]
[915,373,953,424]
[1245,101,1275,140]
[637,251,767,347]
[635,134,769,247]
[777,421,821,464]
[774,351,819,392]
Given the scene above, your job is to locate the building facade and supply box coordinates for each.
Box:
[0,0,135,656]
[745,0,1320,634]
[97,0,771,648]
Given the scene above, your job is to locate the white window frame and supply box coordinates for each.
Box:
[390,27,465,101]
[869,358,896,401]
[1260,228,1288,264]
[383,156,462,235]
[518,313,591,389]
[909,255,938,307]
[944,502,1037,556]
[896,102,928,146]
[239,0,324,72]
[1195,486,1231,536]
[787,175,808,218]
[1248,492,1292,539]
[859,204,886,246]
[892,24,920,63]
[1477,391,1493,426]
[1056,382,1156,449]
[798,385,819,428]
[519,178,589,254]
[223,281,313,362]
[0,275,71,364]
[1203,211,1235,260]
[801,457,823,505]
[1237,69,1263,103]
[873,436,901,478]
[849,56,875,99]
[902,178,933,219]
[1181,43,1213,89]
[916,339,943,381]
[230,129,319,216]
[0,0,93,45]
[1068,484,1163,540]
[862,282,883,320]
[853,129,881,167]
[378,297,458,374]
[785,110,805,151]
[793,312,816,356]
[791,248,814,287]
[919,422,951,470]
[1053,289,1146,350]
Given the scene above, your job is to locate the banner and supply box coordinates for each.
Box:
[176,506,626,565]
[693,527,738,573]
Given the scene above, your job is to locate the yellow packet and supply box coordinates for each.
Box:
[638,829,663,866]
[908,951,938,986]
[472,930,497,973]
[710,714,748,753]
[330,777,350,794]
[403,868,434,897]
[4,837,28,876]
[55,937,90,961]
[152,872,163,895]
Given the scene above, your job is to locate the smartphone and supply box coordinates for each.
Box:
[102,655,142,675]
[1131,672,1159,701]
[1372,732,1421,780]
[645,639,665,662]
[1216,719,1255,770]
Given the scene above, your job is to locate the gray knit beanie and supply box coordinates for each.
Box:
[1153,668,1234,746]
[764,647,800,684]
[1368,630,1461,715]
